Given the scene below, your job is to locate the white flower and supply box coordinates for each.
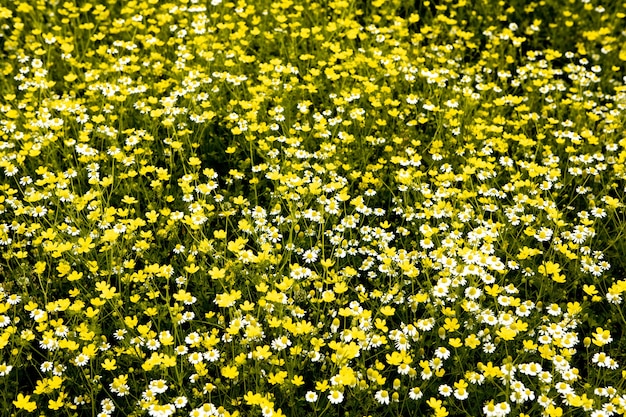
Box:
[397,363,412,375]
[375,390,390,405]
[6,294,21,305]
[173,396,187,408]
[438,384,452,397]
[204,349,220,362]
[454,387,469,400]
[483,401,511,417]
[409,387,423,400]
[100,398,115,414]
[305,391,318,403]
[0,362,13,376]
[593,352,618,369]
[534,227,553,242]
[434,347,450,360]
[149,379,168,394]
[187,352,203,364]
[328,389,344,404]
[74,353,89,367]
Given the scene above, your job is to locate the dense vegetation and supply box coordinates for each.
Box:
[1,0,626,416]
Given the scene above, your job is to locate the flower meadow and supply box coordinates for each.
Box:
[1,0,626,415]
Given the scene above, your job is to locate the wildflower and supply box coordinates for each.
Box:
[434,347,451,360]
[534,227,553,242]
[592,352,619,369]
[73,353,89,367]
[7,294,21,305]
[328,389,344,404]
[101,398,115,414]
[375,389,390,405]
[409,387,423,400]
[0,362,13,376]
[592,328,613,346]
[13,393,37,412]
[221,365,239,379]
[438,384,452,397]
[454,379,469,400]
[110,375,130,396]
[483,400,511,417]
[545,404,564,417]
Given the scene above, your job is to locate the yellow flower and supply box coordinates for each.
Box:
[102,358,117,370]
[66,270,83,282]
[34,261,46,274]
[385,351,406,366]
[184,263,200,274]
[244,391,264,406]
[48,391,67,410]
[443,317,460,332]
[56,261,71,277]
[583,284,598,296]
[380,305,395,316]
[227,237,247,253]
[75,236,95,254]
[546,404,563,417]
[315,380,329,392]
[551,273,566,283]
[221,365,239,379]
[291,375,305,386]
[213,229,227,239]
[496,326,517,341]
[240,301,255,311]
[215,290,242,308]
[449,338,463,348]
[427,397,443,410]
[479,361,503,379]
[592,327,612,346]
[321,290,336,303]
[538,261,559,276]
[13,393,37,412]
[267,371,288,385]
[209,266,226,280]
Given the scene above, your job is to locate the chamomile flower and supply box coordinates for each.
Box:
[328,389,344,404]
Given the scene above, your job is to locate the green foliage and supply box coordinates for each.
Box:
[0,0,626,416]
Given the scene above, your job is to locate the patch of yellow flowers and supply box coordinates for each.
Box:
[1,0,626,416]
